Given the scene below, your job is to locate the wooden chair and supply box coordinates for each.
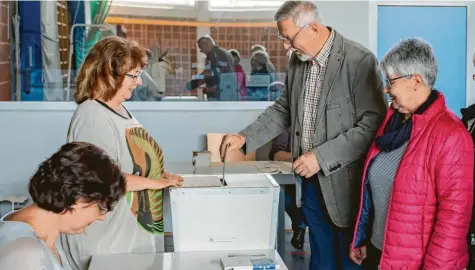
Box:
[207,133,256,162]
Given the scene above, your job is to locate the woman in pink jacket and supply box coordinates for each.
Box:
[350,38,474,269]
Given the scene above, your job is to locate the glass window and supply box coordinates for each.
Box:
[4,0,290,102]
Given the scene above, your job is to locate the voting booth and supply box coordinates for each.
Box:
[170,173,280,252]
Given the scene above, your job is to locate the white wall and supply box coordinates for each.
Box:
[317,1,370,49]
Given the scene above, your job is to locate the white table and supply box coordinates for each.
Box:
[88,249,288,270]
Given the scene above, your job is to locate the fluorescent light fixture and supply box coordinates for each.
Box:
[112,3,174,9]
[112,0,195,8]
[209,7,278,11]
[208,0,283,11]
[209,0,283,8]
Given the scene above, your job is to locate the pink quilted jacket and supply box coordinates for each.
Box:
[351,93,474,269]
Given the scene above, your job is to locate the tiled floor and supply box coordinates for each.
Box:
[165,231,311,270]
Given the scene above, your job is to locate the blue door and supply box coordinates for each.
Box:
[377,5,467,116]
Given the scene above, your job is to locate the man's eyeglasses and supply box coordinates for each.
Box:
[385,74,413,89]
[125,71,143,82]
[277,24,309,47]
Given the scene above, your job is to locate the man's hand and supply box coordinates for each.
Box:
[292,152,320,178]
[220,133,246,161]
[349,245,367,265]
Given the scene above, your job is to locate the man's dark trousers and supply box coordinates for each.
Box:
[302,176,362,270]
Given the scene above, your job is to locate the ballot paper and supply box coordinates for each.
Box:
[220,256,278,270]
[220,256,253,270]
[179,175,223,188]
[255,161,293,174]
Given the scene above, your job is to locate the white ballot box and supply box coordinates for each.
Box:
[170,173,280,252]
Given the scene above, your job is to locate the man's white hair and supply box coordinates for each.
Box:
[274,1,322,27]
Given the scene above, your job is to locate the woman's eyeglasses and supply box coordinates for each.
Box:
[125,71,143,82]
[385,74,412,89]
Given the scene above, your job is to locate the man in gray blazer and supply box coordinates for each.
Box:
[220,1,387,269]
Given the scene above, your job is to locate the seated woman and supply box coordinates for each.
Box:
[350,38,474,269]
[0,142,126,270]
[62,36,183,270]
[270,129,307,250]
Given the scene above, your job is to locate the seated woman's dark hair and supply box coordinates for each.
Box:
[28,142,126,214]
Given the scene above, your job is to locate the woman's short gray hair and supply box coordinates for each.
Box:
[274,1,322,27]
[380,38,438,89]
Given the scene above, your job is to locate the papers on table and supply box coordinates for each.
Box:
[179,175,223,188]
[254,161,293,174]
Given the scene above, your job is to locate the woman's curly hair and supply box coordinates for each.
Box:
[28,142,126,213]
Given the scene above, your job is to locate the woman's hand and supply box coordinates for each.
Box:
[148,171,183,189]
[163,170,183,181]
[124,172,184,191]
[148,177,183,189]
[349,245,366,265]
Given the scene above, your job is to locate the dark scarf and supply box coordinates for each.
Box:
[375,90,438,152]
